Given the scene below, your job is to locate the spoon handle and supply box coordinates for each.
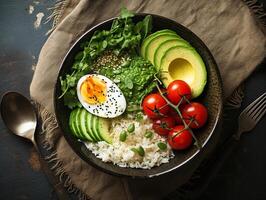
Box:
[33,143,70,200]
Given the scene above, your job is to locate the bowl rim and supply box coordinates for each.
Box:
[54,13,224,178]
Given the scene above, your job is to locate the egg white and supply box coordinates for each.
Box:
[77,74,127,118]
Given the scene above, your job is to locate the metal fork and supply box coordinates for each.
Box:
[234,92,266,139]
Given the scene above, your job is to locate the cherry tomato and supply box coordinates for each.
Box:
[142,93,170,119]
[168,125,193,150]
[168,107,183,124]
[152,117,176,136]
[181,102,208,129]
[167,80,191,105]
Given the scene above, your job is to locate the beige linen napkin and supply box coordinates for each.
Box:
[30,0,265,199]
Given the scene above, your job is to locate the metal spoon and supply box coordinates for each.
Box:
[0,91,69,200]
[1,92,37,143]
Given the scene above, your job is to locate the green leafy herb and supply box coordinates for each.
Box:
[119,130,127,142]
[144,131,153,139]
[134,15,152,41]
[59,8,153,109]
[120,7,134,19]
[157,142,167,151]
[127,123,135,133]
[131,146,145,157]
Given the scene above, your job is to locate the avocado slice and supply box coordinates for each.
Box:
[140,29,177,58]
[79,109,94,141]
[90,115,103,141]
[69,109,78,137]
[84,111,93,139]
[160,46,207,98]
[145,34,181,65]
[97,117,112,144]
[82,110,99,142]
[74,108,87,140]
[153,38,191,69]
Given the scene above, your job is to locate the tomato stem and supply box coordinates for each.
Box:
[183,95,191,104]
[156,84,202,149]
[158,103,169,110]
[171,118,192,140]
[153,74,163,85]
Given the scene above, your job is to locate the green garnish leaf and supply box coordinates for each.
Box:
[131,146,145,157]
[134,15,152,40]
[127,123,135,133]
[157,142,167,151]
[119,130,127,142]
[144,131,153,139]
[120,7,134,19]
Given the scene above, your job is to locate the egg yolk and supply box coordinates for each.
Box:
[80,76,107,104]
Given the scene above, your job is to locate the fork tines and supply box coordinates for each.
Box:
[244,92,266,123]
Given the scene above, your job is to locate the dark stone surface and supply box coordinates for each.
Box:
[0,1,265,200]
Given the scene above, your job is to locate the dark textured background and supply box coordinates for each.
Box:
[0,1,265,199]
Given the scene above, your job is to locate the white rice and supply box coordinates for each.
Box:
[85,115,174,169]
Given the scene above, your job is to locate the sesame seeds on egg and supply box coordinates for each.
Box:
[77,74,127,118]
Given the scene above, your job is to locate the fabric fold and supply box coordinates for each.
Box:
[30,0,265,199]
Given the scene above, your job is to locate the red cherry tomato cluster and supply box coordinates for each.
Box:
[142,80,208,150]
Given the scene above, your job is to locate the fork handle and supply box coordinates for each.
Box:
[183,136,239,199]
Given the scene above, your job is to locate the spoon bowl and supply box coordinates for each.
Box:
[1,92,37,142]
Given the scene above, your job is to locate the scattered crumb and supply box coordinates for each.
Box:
[34,12,44,29]
[31,55,36,71]
[28,5,34,14]
[28,147,41,171]
[32,64,37,71]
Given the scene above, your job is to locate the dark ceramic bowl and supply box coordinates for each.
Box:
[54,14,223,178]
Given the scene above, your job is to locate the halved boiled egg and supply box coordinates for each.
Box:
[77,74,126,118]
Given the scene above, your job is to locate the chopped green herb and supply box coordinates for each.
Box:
[144,131,153,139]
[127,123,135,133]
[119,130,127,142]
[131,146,145,157]
[99,55,156,110]
[125,78,134,89]
[157,142,167,151]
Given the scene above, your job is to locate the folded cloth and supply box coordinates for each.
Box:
[30,0,265,199]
